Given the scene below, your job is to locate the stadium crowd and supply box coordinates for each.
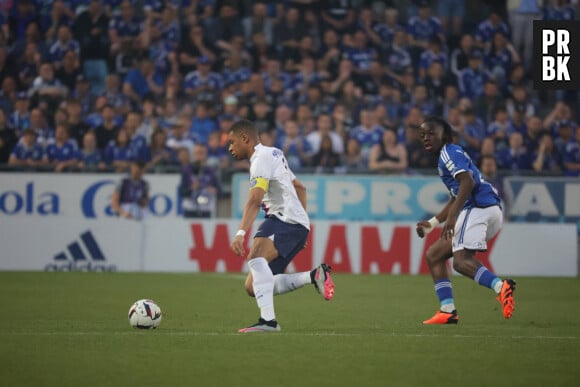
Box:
[0,0,579,184]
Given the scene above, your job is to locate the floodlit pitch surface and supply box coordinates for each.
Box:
[0,272,579,387]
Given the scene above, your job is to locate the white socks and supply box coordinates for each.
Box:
[273,272,311,295]
[248,257,276,321]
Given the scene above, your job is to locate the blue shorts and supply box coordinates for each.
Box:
[254,216,309,275]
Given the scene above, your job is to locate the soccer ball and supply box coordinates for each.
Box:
[128,299,162,329]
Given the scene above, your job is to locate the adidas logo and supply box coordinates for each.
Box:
[45,230,116,272]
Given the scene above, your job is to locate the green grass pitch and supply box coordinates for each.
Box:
[0,272,579,387]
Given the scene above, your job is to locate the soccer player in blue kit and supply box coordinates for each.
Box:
[229,119,335,333]
[416,116,516,324]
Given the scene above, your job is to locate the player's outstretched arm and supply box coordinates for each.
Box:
[416,197,455,238]
[442,172,475,241]
[292,178,307,211]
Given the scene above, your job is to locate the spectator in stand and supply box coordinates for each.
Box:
[123,111,148,160]
[290,56,324,101]
[55,50,82,93]
[242,1,274,47]
[524,115,542,154]
[95,104,119,151]
[111,160,150,220]
[543,101,575,136]
[29,108,54,146]
[206,130,230,170]
[44,123,79,172]
[48,25,80,71]
[73,0,109,95]
[0,109,17,163]
[248,98,274,134]
[562,126,580,177]
[102,74,131,114]
[350,108,384,166]
[507,85,535,119]
[450,33,475,79]
[29,62,68,104]
[368,126,408,173]
[104,127,133,172]
[456,107,486,163]
[497,131,531,171]
[166,118,195,158]
[178,23,216,76]
[408,83,436,117]
[108,0,143,58]
[543,0,576,20]
[318,28,343,80]
[145,129,177,170]
[480,137,496,159]
[373,8,403,53]
[321,0,355,33]
[9,129,44,168]
[247,30,274,73]
[311,134,342,173]
[509,103,529,136]
[307,113,344,156]
[440,84,459,119]
[184,55,223,102]
[77,130,106,171]
[406,0,444,67]
[484,31,520,89]
[190,101,217,144]
[418,36,448,79]
[275,119,311,170]
[479,154,503,199]
[178,144,220,218]
[458,50,489,99]
[554,120,575,157]
[474,79,504,125]
[275,7,305,70]
[211,1,245,48]
[17,42,42,91]
[9,92,31,134]
[342,29,377,87]
[474,9,510,50]
[488,105,513,148]
[122,56,164,104]
[532,131,560,174]
[342,137,364,170]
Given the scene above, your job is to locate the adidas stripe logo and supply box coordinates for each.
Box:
[45,231,116,272]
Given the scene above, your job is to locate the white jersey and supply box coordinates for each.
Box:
[249,143,310,229]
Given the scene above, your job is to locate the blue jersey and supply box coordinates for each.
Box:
[184,71,223,92]
[543,5,575,21]
[79,149,103,166]
[475,20,510,44]
[109,15,142,37]
[438,143,500,209]
[49,39,80,63]
[104,142,134,164]
[11,142,44,161]
[45,140,78,162]
[406,16,442,43]
[342,47,376,71]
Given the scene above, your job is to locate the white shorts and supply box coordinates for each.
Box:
[452,206,502,253]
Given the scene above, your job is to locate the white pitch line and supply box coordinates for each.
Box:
[0,331,577,341]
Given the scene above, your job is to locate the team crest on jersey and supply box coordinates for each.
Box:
[272,149,282,157]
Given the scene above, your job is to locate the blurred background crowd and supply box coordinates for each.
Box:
[0,0,579,192]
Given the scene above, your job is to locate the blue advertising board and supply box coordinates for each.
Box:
[232,174,449,221]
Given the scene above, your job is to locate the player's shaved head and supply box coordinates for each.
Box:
[230,119,259,140]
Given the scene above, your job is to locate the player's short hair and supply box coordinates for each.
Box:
[423,116,454,144]
[230,119,258,138]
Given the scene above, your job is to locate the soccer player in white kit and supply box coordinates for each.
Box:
[228,119,335,333]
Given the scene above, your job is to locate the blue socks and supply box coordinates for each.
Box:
[474,265,502,292]
[434,279,455,313]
